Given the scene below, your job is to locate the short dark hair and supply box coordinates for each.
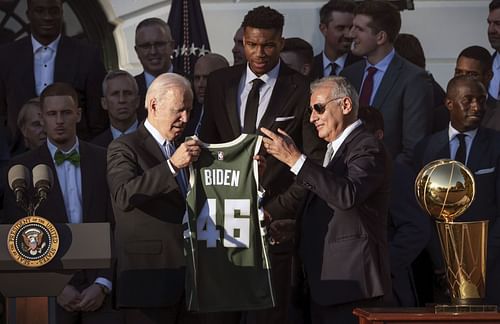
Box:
[458,46,493,74]
[282,37,314,64]
[102,70,139,95]
[354,0,401,43]
[446,75,486,100]
[358,106,384,133]
[242,6,284,32]
[490,0,500,11]
[394,33,426,69]
[319,0,356,25]
[40,82,79,109]
[27,0,62,9]
[135,18,171,36]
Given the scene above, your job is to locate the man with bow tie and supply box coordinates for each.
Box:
[1,82,120,323]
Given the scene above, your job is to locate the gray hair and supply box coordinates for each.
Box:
[102,70,139,95]
[17,97,41,129]
[311,76,359,114]
[135,18,172,41]
[145,73,193,109]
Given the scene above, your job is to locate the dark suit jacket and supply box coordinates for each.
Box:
[199,63,326,224]
[1,141,114,290]
[0,35,108,144]
[296,125,392,306]
[107,123,186,307]
[134,73,148,122]
[310,52,362,80]
[341,53,433,163]
[388,161,430,307]
[92,128,114,148]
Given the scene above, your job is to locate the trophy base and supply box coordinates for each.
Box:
[435,304,498,314]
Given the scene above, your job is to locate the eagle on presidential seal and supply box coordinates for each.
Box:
[21,228,47,256]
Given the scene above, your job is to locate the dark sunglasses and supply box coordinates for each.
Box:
[310,97,343,114]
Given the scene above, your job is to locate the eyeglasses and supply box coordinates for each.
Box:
[136,41,172,51]
[310,97,344,114]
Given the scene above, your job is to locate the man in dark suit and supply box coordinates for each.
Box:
[134,18,177,121]
[432,46,497,133]
[107,73,201,324]
[359,106,430,307]
[2,82,120,324]
[487,0,500,102]
[92,70,140,148]
[310,0,361,80]
[199,6,325,324]
[261,76,392,324]
[414,75,500,306]
[0,0,107,148]
[188,53,229,137]
[341,0,433,163]
[280,37,314,77]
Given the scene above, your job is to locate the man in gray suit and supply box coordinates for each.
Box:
[341,0,433,163]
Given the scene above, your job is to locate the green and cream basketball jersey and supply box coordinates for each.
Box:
[183,134,275,312]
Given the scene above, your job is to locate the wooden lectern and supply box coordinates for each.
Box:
[0,223,111,324]
[354,307,500,324]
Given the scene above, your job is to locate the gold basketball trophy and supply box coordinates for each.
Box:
[415,159,497,313]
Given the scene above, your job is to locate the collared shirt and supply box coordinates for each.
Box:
[47,138,112,292]
[360,48,396,106]
[489,52,500,100]
[32,34,61,96]
[47,138,82,224]
[110,120,139,139]
[448,124,477,165]
[322,52,348,77]
[144,64,174,89]
[144,119,177,175]
[291,119,363,174]
[237,61,280,130]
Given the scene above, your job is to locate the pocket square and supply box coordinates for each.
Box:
[275,116,295,122]
[475,167,495,175]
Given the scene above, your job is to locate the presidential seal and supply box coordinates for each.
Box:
[7,216,59,268]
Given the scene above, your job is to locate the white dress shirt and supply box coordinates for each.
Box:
[238,62,280,130]
[47,138,112,291]
[291,119,363,174]
[110,120,139,139]
[322,52,348,76]
[489,53,500,100]
[32,34,61,96]
[448,124,477,165]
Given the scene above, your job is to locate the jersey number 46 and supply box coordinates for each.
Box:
[197,198,250,248]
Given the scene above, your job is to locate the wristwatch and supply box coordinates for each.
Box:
[95,282,110,295]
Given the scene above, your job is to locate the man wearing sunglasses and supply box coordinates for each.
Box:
[261,76,392,324]
[134,18,177,121]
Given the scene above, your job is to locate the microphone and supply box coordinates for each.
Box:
[8,164,30,207]
[32,164,53,205]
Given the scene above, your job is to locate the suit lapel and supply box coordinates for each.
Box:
[54,36,75,82]
[38,145,68,222]
[372,54,403,109]
[467,128,488,171]
[428,130,450,162]
[138,124,168,163]
[19,37,36,95]
[325,125,364,168]
[225,66,245,137]
[79,141,93,221]
[258,64,297,130]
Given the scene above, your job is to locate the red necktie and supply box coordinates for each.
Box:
[359,67,377,107]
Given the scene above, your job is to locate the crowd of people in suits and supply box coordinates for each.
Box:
[1,0,500,323]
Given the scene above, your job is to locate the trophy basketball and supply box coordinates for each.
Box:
[415,159,497,312]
